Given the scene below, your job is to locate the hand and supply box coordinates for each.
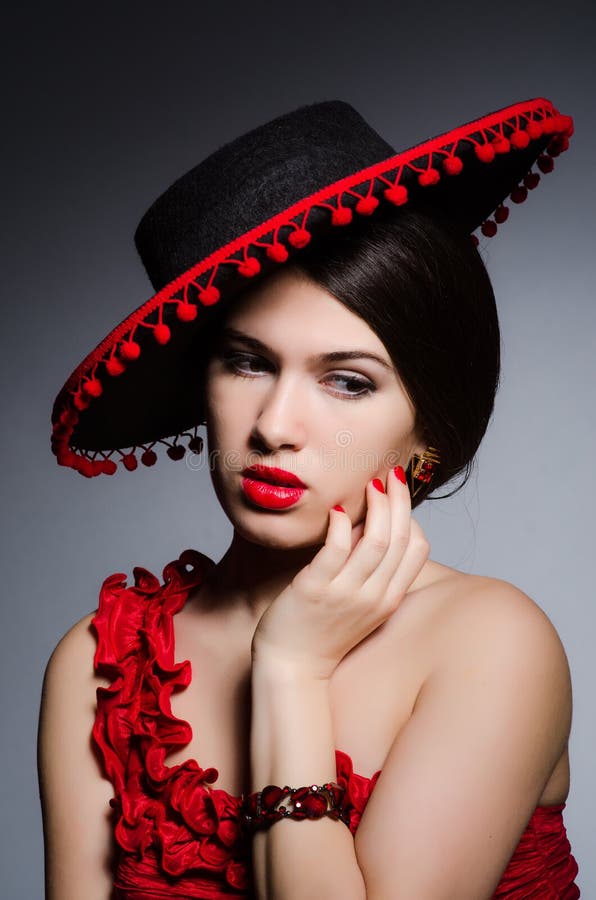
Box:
[251,466,430,681]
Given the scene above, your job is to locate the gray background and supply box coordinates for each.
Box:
[2,2,594,896]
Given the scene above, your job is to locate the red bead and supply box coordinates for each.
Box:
[384,184,408,206]
[261,786,284,809]
[288,228,311,248]
[300,793,328,816]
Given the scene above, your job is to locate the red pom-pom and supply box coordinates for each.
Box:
[57,448,78,467]
[238,257,261,277]
[188,436,204,454]
[122,453,138,471]
[558,114,574,136]
[536,154,555,174]
[510,129,530,150]
[470,234,480,247]
[384,185,408,206]
[481,220,498,238]
[526,120,543,140]
[167,444,186,461]
[177,302,197,322]
[101,459,118,475]
[475,143,496,163]
[90,459,105,476]
[154,323,171,345]
[510,185,528,204]
[77,458,94,478]
[332,206,353,225]
[418,168,440,187]
[105,356,126,376]
[492,136,510,154]
[73,390,91,411]
[494,204,510,224]
[443,156,463,175]
[83,377,102,398]
[542,115,557,135]
[266,243,289,262]
[141,448,158,467]
[547,136,569,157]
[355,196,379,214]
[198,285,220,305]
[523,172,541,190]
[120,340,141,361]
[288,228,311,248]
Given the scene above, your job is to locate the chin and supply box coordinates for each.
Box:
[232,507,328,551]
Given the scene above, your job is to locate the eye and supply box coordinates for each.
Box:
[219,352,376,401]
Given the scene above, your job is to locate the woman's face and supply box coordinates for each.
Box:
[202,267,424,548]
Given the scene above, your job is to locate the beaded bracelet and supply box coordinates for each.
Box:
[240,782,350,833]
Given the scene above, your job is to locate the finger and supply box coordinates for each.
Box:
[379,517,430,610]
[331,478,393,589]
[360,465,413,597]
[298,504,355,586]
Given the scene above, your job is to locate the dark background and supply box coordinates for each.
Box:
[2,2,595,896]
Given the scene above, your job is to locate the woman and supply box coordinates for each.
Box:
[38,98,580,898]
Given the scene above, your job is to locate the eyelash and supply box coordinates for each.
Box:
[219,352,376,400]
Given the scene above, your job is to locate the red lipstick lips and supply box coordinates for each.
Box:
[240,465,307,510]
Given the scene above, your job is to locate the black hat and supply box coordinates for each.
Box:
[50,97,573,478]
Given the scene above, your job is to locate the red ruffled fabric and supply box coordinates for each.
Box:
[91,549,580,899]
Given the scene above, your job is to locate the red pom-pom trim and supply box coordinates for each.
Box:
[537,154,555,174]
[105,357,126,376]
[384,185,408,206]
[238,257,261,277]
[288,228,311,248]
[83,377,102,398]
[523,172,541,190]
[510,185,528,204]
[526,121,543,140]
[176,302,198,322]
[355,196,379,215]
[510,129,531,150]
[481,220,498,238]
[418,168,440,187]
[332,206,353,225]
[153,323,171,345]
[120,340,141,361]
[167,444,186,461]
[494,204,509,224]
[101,459,118,476]
[73,391,91,411]
[198,285,220,305]
[141,449,158,467]
[475,143,496,164]
[492,136,510,154]
[443,156,463,175]
[188,436,204,454]
[266,243,289,262]
[122,453,138,471]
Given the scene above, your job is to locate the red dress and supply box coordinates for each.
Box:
[91,549,580,899]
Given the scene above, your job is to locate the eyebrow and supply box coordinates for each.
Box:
[218,327,395,372]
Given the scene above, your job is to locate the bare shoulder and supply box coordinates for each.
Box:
[43,609,111,694]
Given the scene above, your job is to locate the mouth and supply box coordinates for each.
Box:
[242,465,307,488]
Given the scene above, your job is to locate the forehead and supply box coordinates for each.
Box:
[222,268,387,355]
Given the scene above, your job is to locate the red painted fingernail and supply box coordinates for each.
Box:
[393,465,406,485]
[372,478,385,493]
[332,505,345,512]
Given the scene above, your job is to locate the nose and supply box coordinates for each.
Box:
[251,373,307,450]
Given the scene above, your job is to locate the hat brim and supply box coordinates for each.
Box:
[51,97,573,478]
